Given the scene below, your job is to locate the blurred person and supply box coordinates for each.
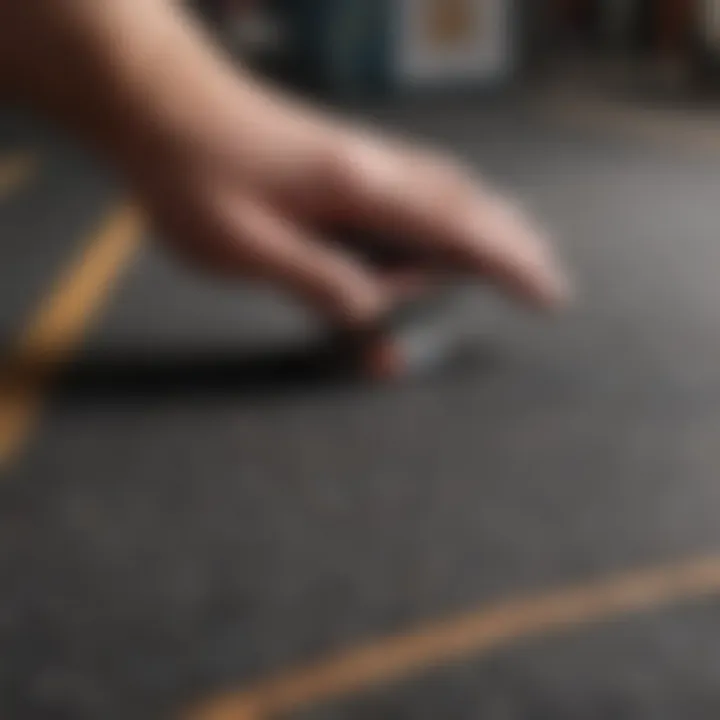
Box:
[0,1,568,374]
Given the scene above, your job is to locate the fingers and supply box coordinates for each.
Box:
[458,189,570,309]
[211,196,391,327]
[334,135,570,309]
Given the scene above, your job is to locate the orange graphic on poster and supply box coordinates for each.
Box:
[425,0,479,49]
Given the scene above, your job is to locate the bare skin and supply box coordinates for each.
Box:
[0,0,569,329]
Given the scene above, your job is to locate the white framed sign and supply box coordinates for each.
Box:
[393,0,513,86]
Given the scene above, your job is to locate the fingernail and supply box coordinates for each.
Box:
[337,287,390,329]
[538,259,573,310]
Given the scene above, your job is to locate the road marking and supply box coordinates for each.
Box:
[186,555,720,720]
[0,203,143,467]
[0,152,38,199]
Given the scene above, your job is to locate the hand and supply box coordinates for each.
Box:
[126,83,569,327]
[0,0,569,328]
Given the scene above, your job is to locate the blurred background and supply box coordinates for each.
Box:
[4,2,720,719]
[192,0,720,99]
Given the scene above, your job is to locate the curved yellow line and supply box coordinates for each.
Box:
[0,203,142,466]
[186,555,720,720]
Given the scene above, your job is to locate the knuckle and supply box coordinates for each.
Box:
[329,133,403,201]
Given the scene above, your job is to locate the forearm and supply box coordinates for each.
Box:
[0,0,262,174]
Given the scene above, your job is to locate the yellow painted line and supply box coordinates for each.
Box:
[0,152,38,198]
[0,203,143,467]
[186,554,720,720]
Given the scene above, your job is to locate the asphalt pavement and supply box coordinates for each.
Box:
[2,98,720,720]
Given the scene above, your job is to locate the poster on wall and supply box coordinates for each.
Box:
[394,0,513,86]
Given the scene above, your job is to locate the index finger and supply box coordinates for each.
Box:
[338,137,570,309]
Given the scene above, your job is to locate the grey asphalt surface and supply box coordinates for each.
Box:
[2,99,720,719]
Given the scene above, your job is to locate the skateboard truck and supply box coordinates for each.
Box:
[331,284,476,381]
